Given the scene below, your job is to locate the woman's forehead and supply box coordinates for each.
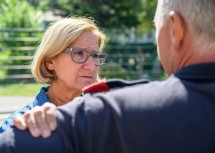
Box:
[70,31,100,50]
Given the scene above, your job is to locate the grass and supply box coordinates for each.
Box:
[0,83,46,96]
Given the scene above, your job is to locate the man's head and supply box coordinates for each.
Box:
[154,0,215,75]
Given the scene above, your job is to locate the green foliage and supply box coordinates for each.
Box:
[0,83,45,96]
[100,62,131,80]
[32,0,157,29]
[0,0,41,28]
[0,0,42,78]
[79,0,146,28]
[138,0,157,29]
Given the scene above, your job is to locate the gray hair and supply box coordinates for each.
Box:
[154,0,215,49]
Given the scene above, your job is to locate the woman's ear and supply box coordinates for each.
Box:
[46,57,54,70]
[169,11,185,51]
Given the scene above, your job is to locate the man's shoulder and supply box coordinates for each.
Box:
[82,78,150,94]
[81,76,184,109]
[82,77,184,99]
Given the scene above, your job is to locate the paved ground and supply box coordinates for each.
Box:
[0,96,34,125]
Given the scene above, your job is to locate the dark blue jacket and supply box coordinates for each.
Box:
[1,63,215,153]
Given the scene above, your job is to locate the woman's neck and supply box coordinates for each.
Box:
[46,83,82,106]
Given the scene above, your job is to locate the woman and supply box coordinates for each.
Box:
[0,16,107,135]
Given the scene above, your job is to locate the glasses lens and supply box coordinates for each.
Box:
[67,48,107,65]
[71,48,88,63]
[91,52,107,66]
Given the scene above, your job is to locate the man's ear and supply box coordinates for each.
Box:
[46,57,54,70]
[169,11,185,51]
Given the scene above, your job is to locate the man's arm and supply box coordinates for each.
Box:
[0,92,126,153]
[0,95,99,153]
[0,113,67,153]
[1,88,155,153]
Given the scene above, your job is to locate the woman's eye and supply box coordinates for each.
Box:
[74,51,84,56]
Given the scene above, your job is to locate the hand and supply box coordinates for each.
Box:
[14,102,57,138]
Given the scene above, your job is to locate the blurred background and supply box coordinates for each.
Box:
[0,0,165,95]
[0,0,164,90]
[0,0,165,122]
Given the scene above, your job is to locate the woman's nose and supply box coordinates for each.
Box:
[83,56,97,71]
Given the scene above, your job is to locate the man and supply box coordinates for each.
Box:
[1,0,215,152]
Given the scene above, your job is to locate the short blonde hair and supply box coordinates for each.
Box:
[31,16,106,84]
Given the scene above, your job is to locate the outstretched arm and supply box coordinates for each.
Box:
[0,115,66,153]
[14,97,82,138]
[0,96,91,153]
[0,92,131,153]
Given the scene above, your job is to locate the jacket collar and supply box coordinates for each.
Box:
[174,62,215,81]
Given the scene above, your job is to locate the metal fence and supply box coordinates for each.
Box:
[0,28,162,84]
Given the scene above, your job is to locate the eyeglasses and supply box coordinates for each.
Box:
[64,48,108,66]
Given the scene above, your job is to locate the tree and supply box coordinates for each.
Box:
[138,0,157,29]
[0,0,41,28]
[29,0,157,29]
[0,0,42,81]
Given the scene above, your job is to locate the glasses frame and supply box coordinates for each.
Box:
[64,48,108,66]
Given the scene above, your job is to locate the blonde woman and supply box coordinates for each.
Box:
[0,16,107,134]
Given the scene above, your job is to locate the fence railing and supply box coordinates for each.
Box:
[0,28,162,84]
